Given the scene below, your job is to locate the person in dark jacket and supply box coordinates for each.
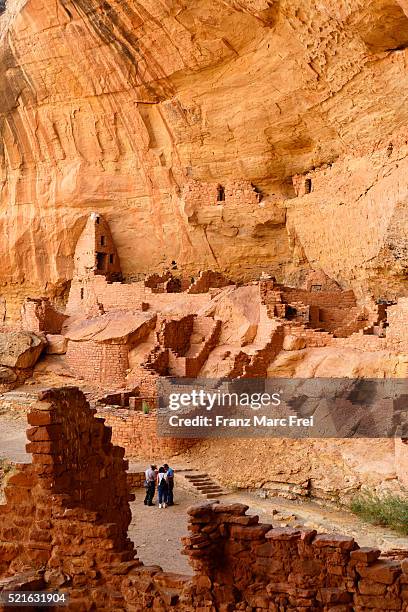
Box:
[144,464,157,506]
[163,463,174,506]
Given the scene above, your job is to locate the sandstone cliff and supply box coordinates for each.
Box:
[1,0,408,319]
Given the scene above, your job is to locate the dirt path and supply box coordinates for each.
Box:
[129,488,195,575]
[0,416,29,463]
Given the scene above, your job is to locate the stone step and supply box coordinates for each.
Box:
[205,492,228,499]
[182,471,229,499]
[184,474,228,499]
[188,479,213,485]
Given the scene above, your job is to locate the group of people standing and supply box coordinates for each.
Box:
[144,463,174,508]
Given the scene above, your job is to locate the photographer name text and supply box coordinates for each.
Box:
[167,414,314,428]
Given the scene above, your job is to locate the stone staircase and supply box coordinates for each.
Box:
[182,471,229,499]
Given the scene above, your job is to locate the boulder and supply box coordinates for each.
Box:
[283,335,306,351]
[0,366,18,384]
[45,334,68,355]
[211,286,261,346]
[0,331,46,369]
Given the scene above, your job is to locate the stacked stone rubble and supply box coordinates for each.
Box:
[181,502,408,611]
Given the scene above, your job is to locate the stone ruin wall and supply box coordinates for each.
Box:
[260,280,363,335]
[187,270,233,294]
[66,276,210,317]
[157,315,195,357]
[65,341,130,387]
[182,179,261,212]
[0,387,407,611]
[98,407,196,460]
[0,387,135,609]
[73,213,121,282]
[66,277,146,315]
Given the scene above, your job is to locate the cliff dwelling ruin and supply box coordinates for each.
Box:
[4,210,406,500]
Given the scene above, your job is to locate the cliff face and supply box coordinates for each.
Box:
[1,0,408,318]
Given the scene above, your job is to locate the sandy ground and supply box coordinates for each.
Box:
[129,488,194,575]
[0,416,29,463]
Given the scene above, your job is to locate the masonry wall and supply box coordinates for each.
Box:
[182,179,261,209]
[180,502,408,611]
[66,277,146,314]
[243,321,285,377]
[185,318,222,377]
[260,280,357,309]
[260,280,365,336]
[65,340,129,387]
[0,387,137,610]
[285,324,334,347]
[74,213,121,281]
[97,407,196,459]
[187,270,232,294]
[157,315,195,357]
[281,287,356,310]
[127,472,145,489]
[66,276,210,316]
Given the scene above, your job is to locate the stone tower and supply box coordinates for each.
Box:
[73,212,122,282]
[66,213,122,315]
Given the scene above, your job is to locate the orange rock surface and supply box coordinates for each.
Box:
[1,0,408,320]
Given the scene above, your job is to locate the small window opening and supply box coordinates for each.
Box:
[217,185,225,202]
[80,288,84,300]
[96,217,100,224]
[252,184,263,202]
[96,252,107,270]
[100,235,105,246]
[109,254,114,264]
[311,284,322,292]
[305,178,312,194]
[286,305,297,320]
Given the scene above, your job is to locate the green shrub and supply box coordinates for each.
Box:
[142,401,150,414]
[350,490,408,535]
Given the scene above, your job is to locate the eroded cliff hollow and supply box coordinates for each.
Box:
[1,0,408,319]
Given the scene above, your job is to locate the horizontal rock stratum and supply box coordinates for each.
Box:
[1,0,408,320]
